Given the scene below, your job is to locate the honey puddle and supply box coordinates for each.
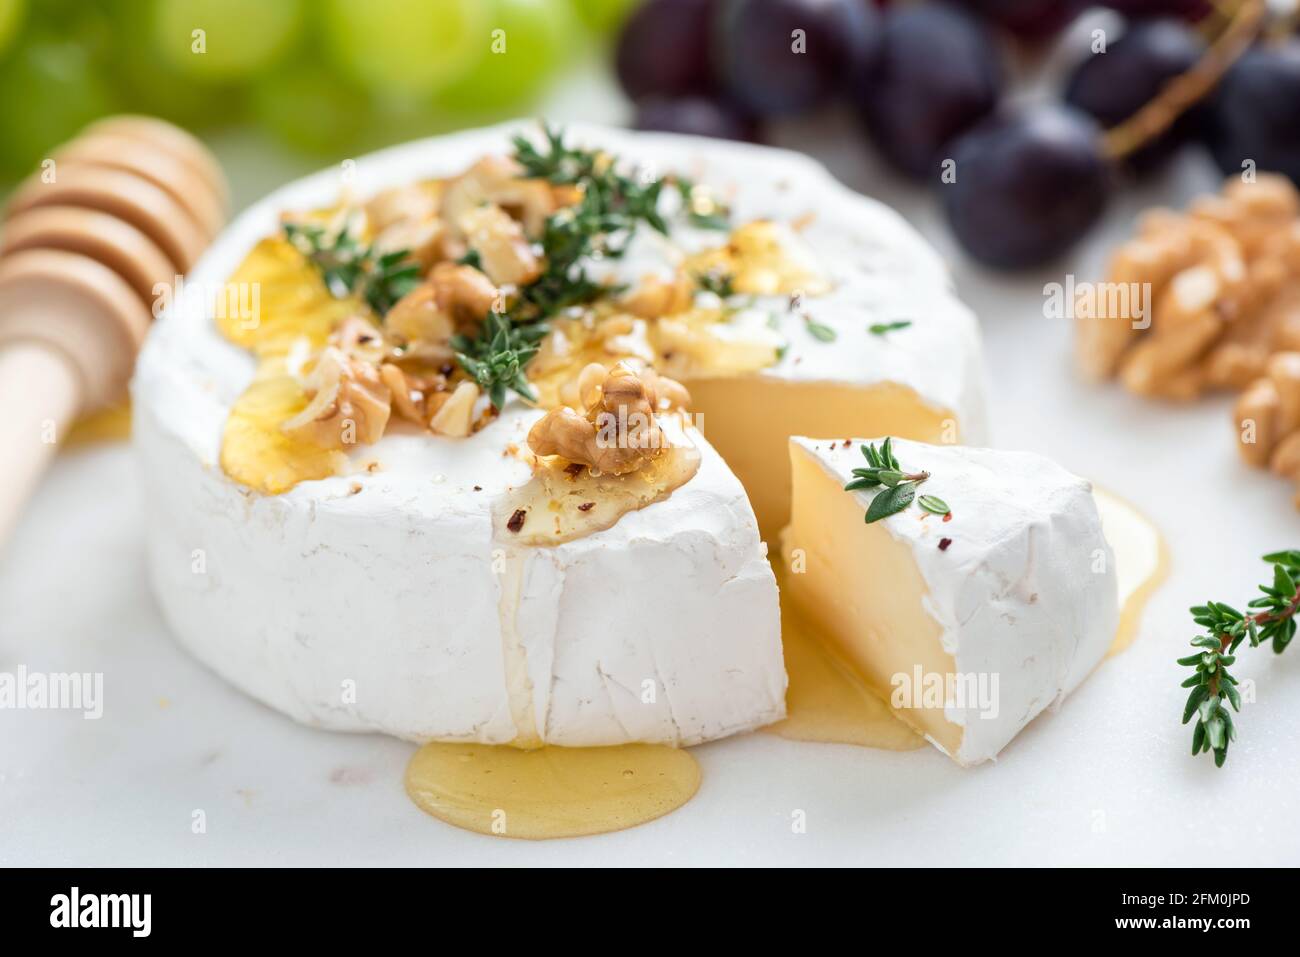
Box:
[766,589,927,750]
[405,488,1166,837]
[405,742,700,840]
[64,401,132,447]
[1095,487,1170,656]
[768,486,1167,749]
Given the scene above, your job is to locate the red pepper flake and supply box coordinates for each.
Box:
[507,508,527,533]
[938,537,952,551]
[578,501,596,512]
[943,512,953,522]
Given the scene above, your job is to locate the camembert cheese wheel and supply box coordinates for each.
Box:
[132,123,988,747]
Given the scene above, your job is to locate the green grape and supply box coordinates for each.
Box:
[104,0,243,127]
[152,0,303,82]
[322,0,485,99]
[569,0,638,36]
[251,60,369,156]
[0,39,114,177]
[434,0,576,115]
[0,0,27,59]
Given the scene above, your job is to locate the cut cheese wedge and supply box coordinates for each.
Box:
[781,437,1119,765]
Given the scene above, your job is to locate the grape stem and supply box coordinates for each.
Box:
[1101,0,1265,162]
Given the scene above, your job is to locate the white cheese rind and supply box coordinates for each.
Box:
[792,437,1119,765]
[134,367,785,744]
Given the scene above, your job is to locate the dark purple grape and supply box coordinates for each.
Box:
[714,0,880,117]
[1065,19,1205,175]
[956,0,1081,42]
[616,0,718,101]
[1206,39,1300,186]
[1100,0,1211,21]
[943,105,1112,270]
[632,95,760,141]
[851,3,1002,179]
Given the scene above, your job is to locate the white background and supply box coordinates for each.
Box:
[3,33,1299,866]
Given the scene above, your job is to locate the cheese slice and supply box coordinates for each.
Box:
[781,437,1119,765]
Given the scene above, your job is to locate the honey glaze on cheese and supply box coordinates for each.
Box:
[216,237,361,493]
[405,742,701,840]
[771,488,1167,751]
[495,422,702,546]
[213,222,803,498]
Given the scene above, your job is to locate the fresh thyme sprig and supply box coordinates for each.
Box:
[451,310,546,411]
[283,220,421,317]
[507,126,671,325]
[843,438,937,523]
[457,124,719,409]
[673,177,731,230]
[1179,550,1300,767]
[694,270,736,298]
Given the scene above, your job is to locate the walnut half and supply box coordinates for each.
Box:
[527,361,691,475]
[1078,174,1300,401]
[282,347,392,450]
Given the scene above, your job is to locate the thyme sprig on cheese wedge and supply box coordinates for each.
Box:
[868,319,912,336]
[844,438,946,523]
[1180,550,1300,767]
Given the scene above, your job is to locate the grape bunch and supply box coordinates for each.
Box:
[615,0,1300,271]
[0,0,596,177]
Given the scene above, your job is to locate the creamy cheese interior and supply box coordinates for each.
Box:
[780,440,962,753]
[688,377,958,539]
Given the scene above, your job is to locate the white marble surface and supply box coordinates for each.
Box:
[4,51,1300,866]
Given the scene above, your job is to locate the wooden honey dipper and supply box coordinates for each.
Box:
[0,115,229,548]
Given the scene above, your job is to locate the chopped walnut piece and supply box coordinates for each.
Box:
[457,204,541,287]
[378,362,439,425]
[366,183,440,232]
[619,273,694,319]
[527,361,690,475]
[282,347,392,450]
[1080,175,1300,401]
[374,218,444,274]
[365,183,445,274]
[440,155,557,239]
[331,315,388,365]
[430,261,499,322]
[385,284,455,359]
[429,380,480,437]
